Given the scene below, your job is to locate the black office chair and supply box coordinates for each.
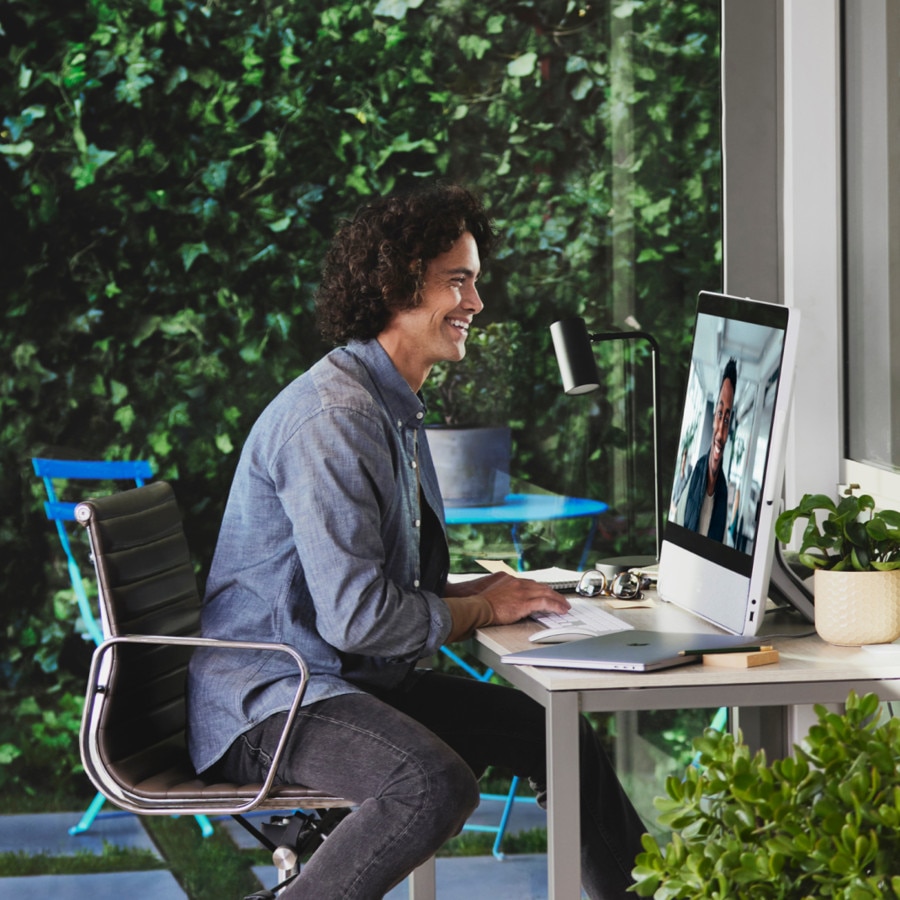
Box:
[75,480,435,899]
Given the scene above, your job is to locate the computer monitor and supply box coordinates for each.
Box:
[658,291,800,636]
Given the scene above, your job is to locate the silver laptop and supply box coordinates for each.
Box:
[500,630,762,672]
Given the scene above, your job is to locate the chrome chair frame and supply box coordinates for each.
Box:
[76,481,434,898]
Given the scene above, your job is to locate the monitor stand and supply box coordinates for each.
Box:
[767,541,815,623]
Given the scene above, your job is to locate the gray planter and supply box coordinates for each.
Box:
[426,426,511,508]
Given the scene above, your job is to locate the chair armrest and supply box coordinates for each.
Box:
[83,634,309,815]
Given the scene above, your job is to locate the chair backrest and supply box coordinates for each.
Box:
[32,457,155,645]
[75,481,200,785]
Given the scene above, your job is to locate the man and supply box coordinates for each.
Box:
[680,358,737,541]
[187,183,645,899]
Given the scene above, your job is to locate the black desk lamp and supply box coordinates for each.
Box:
[550,316,662,563]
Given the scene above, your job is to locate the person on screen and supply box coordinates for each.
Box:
[187,183,645,899]
[680,358,737,541]
[670,447,692,513]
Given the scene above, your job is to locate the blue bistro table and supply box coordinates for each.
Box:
[444,493,609,570]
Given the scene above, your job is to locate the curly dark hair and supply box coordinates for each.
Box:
[315,183,497,344]
[721,357,738,394]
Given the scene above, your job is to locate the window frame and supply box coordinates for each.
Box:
[722,0,851,518]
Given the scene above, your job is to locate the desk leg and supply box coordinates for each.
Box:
[546,691,582,900]
[408,856,436,900]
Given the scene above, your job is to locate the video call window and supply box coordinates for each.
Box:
[668,312,786,558]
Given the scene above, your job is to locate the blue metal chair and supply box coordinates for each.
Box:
[31,457,214,839]
[33,458,154,646]
[439,645,537,860]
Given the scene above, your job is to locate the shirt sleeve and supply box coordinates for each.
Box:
[269,403,451,659]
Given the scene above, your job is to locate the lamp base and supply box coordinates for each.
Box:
[594,555,658,580]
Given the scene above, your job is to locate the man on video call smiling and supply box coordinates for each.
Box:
[679,357,737,542]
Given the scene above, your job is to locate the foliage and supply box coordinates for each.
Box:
[0,844,164,877]
[0,681,86,795]
[144,816,263,900]
[775,492,900,572]
[1,0,721,788]
[632,692,900,899]
[426,321,524,427]
[0,591,89,796]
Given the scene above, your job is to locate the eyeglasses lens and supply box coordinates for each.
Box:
[576,569,643,600]
[576,571,608,597]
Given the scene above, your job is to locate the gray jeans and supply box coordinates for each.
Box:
[210,670,644,899]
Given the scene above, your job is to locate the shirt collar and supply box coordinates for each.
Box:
[344,340,427,429]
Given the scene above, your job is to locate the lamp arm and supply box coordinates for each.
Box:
[589,330,662,560]
[587,330,661,355]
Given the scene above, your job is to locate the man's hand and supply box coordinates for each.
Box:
[450,572,570,625]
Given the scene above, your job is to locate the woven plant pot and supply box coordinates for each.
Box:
[813,569,900,645]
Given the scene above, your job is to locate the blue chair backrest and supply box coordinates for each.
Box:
[32,457,154,645]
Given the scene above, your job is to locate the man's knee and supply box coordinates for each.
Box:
[432,754,481,826]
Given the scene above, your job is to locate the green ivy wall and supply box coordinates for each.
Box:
[1,0,720,790]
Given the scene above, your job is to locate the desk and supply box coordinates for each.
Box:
[473,598,900,900]
[444,493,608,569]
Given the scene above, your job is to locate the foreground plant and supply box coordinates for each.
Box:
[632,692,900,899]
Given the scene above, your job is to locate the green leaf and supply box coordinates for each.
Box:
[110,379,129,405]
[459,35,491,61]
[180,242,210,271]
[0,140,35,158]
[373,0,424,19]
[571,75,594,101]
[507,52,538,78]
[0,743,22,766]
[71,144,117,189]
[114,404,136,432]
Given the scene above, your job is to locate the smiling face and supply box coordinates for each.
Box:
[706,375,735,493]
[377,231,483,391]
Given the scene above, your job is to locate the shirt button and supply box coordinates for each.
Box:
[411,459,418,469]
[416,411,424,419]
[414,519,421,527]
[414,579,420,588]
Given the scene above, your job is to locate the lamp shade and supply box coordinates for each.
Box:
[550,317,600,395]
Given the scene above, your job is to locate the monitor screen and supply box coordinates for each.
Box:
[658,291,799,636]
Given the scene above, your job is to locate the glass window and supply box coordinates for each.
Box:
[436,0,724,838]
[434,1,723,573]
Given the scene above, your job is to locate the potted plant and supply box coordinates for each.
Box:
[631,691,900,898]
[774,491,900,645]
[424,321,523,507]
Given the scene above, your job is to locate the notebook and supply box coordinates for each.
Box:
[500,629,763,672]
[475,560,582,591]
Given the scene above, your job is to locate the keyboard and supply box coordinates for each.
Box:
[531,597,633,635]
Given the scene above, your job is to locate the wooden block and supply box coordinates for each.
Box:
[702,648,779,668]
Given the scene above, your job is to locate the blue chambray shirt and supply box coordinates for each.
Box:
[187,339,453,774]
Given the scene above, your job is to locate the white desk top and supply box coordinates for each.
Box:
[475,595,900,710]
[473,593,900,900]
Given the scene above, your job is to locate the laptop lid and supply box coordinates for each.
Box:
[501,630,761,672]
[658,292,800,636]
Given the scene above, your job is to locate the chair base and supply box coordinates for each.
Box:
[235,808,353,897]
